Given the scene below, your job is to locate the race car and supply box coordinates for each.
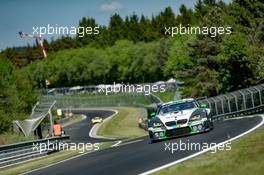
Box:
[91,117,103,124]
[148,98,213,143]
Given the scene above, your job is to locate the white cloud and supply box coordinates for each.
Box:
[100,2,124,12]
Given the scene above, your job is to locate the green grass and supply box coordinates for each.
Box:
[97,107,148,138]
[154,124,264,175]
[61,115,84,127]
[0,142,114,175]
[0,133,37,145]
[153,91,176,102]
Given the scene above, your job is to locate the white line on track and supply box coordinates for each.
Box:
[111,140,122,147]
[88,109,118,139]
[20,109,118,175]
[139,115,264,175]
[21,115,263,175]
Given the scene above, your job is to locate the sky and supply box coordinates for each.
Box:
[0,0,232,50]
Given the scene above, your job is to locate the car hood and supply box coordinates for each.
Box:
[157,108,198,123]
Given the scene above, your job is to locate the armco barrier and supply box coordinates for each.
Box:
[0,135,70,168]
[198,84,264,120]
[143,83,264,125]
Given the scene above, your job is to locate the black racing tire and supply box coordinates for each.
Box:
[149,138,156,144]
[210,121,214,130]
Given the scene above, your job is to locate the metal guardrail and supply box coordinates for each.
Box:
[145,94,163,104]
[4,84,262,168]
[142,84,264,126]
[198,84,264,120]
[0,136,70,168]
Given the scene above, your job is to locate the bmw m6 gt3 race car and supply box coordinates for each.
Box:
[148,98,213,143]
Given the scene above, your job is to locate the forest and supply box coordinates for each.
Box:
[0,0,263,133]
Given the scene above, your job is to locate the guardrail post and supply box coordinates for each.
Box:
[247,89,255,107]
[212,98,218,115]
[239,90,247,110]
[230,93,238,112]
[223,95,231,113]
[254,86,263,105]
[217,96,225,115]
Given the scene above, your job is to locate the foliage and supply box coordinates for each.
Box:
[0,56,37,133]
[0,0,264,132]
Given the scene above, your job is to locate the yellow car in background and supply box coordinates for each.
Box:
[91,117,103,124]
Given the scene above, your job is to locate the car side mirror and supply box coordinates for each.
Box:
[200,103,207,108]
[150,112,156,117]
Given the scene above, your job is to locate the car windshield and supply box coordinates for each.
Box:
[158,101,197,115]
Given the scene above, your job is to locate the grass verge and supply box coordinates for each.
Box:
[0,115,84,145]
[97,107,148,138]
[0,141,114,175]
[154,125,264,175]
[61,115,85,127]
[153,91,175,102]
[0,133,36,145]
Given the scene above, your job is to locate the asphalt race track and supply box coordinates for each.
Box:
[26,111,263,175]
[63,110,115,143]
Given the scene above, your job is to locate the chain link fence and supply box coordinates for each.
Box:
[43,81,180,96]
[40,83,264,121]
[40,81,179,108]
[40,93,157,108]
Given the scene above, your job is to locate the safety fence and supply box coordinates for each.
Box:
[0,136,70,168]
[198,84,264,120]
[40,83,264,122]
[43,81,181,96]
[40,93,159,108]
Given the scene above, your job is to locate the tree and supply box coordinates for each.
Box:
[194,0,207,21]
[155,7,176,36]
[139,15,152,42]
[195,0,203,12]
[108,14,124,44]
[177,4,194,26]
[0,57,18,133]
[127,13,140,42]
[203,0,216,6]
[15,69,38,114]
[165,34,220,97]
[165,35,194,78]
[155,38,172,80]
[78,17,98,46]
[218,33,255,92]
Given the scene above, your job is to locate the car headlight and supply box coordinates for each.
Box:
[148,117,164,128]
[189,115,201,122]
[153,122,163,127]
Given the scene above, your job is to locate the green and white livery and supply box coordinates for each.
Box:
[148,98,213,143]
